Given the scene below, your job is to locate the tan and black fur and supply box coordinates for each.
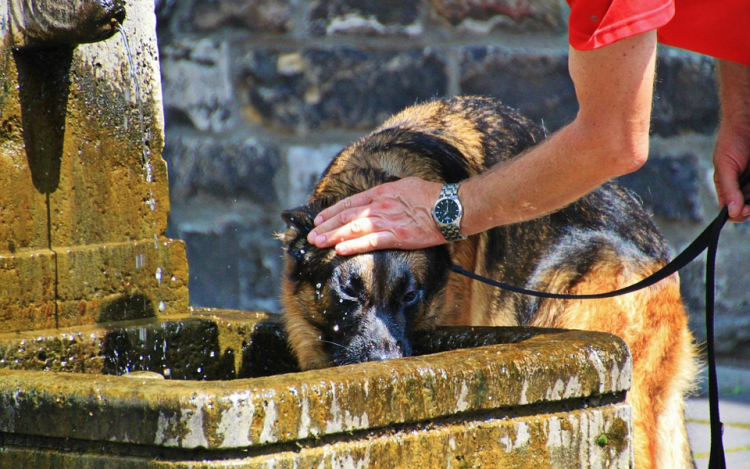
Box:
[280,96,697,468]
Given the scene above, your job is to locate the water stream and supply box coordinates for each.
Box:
[117,24,165,312]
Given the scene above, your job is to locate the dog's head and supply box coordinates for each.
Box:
[279,202,452,370]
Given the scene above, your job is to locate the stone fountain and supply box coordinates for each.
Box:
[0,1,634,467]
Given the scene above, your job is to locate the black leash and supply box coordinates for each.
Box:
[450,205,732,468]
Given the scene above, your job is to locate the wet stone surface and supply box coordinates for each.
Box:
[0,310,278,379]
[0,309,633,467]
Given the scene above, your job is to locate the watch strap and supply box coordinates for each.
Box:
[440,222,465,242]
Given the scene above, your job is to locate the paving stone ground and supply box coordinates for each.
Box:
[687,367,750,469]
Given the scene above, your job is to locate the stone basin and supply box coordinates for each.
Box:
[0,308,633,468]
[0,0,630,466]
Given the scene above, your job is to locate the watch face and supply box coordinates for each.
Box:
[434,198,460,224]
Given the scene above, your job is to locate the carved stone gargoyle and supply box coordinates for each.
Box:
[7,0,126,48]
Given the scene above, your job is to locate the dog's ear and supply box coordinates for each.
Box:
[280,205,316,262]
[281,198,333,242]
[281,206,315,239]
[280,202,337,282]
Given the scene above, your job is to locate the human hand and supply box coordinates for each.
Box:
[306,177,446,255]
[713,60,750,223]
[713,122,750,223]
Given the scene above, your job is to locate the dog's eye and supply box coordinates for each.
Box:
[339,276,365,301]
[402,290,419,306]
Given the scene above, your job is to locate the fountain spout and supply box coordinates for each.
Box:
[8,0,126,49]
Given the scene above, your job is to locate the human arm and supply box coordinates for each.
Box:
[308,31,659,255]
[712,59,750,222]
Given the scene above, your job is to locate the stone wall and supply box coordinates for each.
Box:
[154,0,750,362]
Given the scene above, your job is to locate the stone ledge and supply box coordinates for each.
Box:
[0,403,632,468]
[0,326,630,450]
[0,239,189,332]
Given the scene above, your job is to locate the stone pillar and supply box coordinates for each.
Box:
[0,0,188,331]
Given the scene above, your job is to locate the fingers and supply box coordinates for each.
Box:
[333,232,398,256]
[308,212,380,249]
[312,190,375,228]
[735,175,750,222]
[304,178,445,254]
[714,165,750,222]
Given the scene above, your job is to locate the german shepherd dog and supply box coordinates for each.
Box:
[279,96,697,468]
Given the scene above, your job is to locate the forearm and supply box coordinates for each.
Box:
[460,34,657,235]
[459,121,637,234]
[717,60,750,124]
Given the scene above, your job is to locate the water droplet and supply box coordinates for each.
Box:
[333,324,339,332]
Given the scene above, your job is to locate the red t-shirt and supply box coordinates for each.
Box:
[567,0,750,65]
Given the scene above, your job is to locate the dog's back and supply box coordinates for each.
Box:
[281,96,697,468]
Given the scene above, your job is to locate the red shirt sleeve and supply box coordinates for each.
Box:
[567,0,750,66]
[567,0,674,50]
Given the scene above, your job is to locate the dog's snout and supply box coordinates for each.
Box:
[356,314,411,363]
[369,337,405,361]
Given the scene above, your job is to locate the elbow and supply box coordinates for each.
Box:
[614,142,648,176]
[571,118,650,179]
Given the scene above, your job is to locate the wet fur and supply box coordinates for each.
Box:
[279,96,697,468]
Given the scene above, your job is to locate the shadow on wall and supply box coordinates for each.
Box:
[13,46,73,195]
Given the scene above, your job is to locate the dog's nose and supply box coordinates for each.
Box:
[368,338,407,361]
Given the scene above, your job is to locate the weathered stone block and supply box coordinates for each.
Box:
[163,133,282,203]
[189,0,293,33]
[431,0,565,32]
[175,221,282,312]
[285,144,344,207]
[51,239,188,329]
[0,251,57,332]
[308,0,422,36]
[652,51,718,137]
[460,46,576,131]
[616,152,702,222]
[237,48,449,132]
[160,39,233,132]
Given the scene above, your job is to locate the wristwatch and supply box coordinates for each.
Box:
[432,183,466,242]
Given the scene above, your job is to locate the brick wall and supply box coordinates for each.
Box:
[155,0,750,362]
